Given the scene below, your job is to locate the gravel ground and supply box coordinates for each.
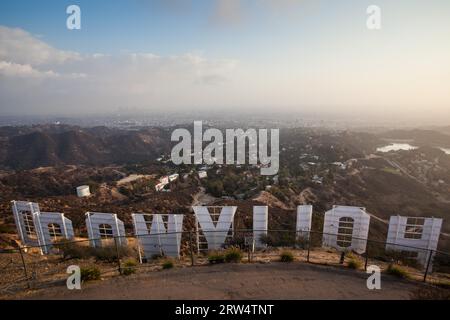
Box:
[19,262,422,300]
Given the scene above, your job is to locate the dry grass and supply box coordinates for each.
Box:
[386,264,410,279]
[410,285,450,300]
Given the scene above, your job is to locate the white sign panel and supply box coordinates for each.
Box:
[193,206,236,250]
[11,201,74,254]
[296,205,313,240]
[11,201,41,248]
[132,213,184,260]
[85,212,127,247]
[36,212,75,254]
[253,206,268,249]
[386,216,442,268]
[322,205,370,254]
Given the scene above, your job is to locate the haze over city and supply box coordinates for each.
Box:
[0,0,450,125]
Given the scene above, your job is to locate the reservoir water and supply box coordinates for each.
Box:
[377,143,450,155]
[376,143,418,153]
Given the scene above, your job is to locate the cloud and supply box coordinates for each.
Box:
[0,61,59,78]
[0,26,81,66]
[0,25,239,115]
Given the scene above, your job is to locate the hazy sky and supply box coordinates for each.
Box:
[0,0,449,122]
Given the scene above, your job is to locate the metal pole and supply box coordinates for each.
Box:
[114,237,122,275]
[423,250,433,283]
[188,231,195,266]
[293,231,297,249]
[339,251,345,264]
[252,238,255,262]
[132,214,143,264]
[306,232,311,263]
[364,245,369,271]
[18,246,31,289]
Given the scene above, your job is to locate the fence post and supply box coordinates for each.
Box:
[114,237,122,275]
[247,239,252,263]
[18,246,31,289]
[293,231,297,249]
[306,232,311,263]
[364,246,369,271]
[423,250,433,283]
[188,231,195,267]
[339,251,345,264]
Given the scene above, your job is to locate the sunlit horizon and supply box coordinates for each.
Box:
[1,0,449,123]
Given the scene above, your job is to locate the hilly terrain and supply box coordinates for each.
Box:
[0,125,450,251]
[0,125,172,170]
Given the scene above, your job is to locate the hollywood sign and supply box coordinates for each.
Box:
[12,201,74,254]
[132,213,183,261]
[10,200,443,267]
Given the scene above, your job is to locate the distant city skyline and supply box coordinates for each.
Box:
[1,0,450,123]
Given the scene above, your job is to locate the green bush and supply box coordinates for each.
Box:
[91,245,132,263]
[81,266,101,282]
[347,258,362,269]
[268,186,287,201]
[162,259,174,270]
[90,246,119,262]
[386,264,410,279]
[228,235,246,248]
[0,224,16,234]
[224,247,242,263]
[259,232,297,247]
[55,239,134,263]
[280,250,294,262]
[122,259,137,275]
[54,239,90,260]
[385,250,420,269]
[208,252,226,264]
[205,180,224,197]
[151,253,164,260]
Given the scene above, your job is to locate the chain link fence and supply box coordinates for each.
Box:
[1,229,449,297]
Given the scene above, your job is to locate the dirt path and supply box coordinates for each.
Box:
[191,187,218,206]
[367,212,389,225]
[21,262,421,300]
[116,174,153,185]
